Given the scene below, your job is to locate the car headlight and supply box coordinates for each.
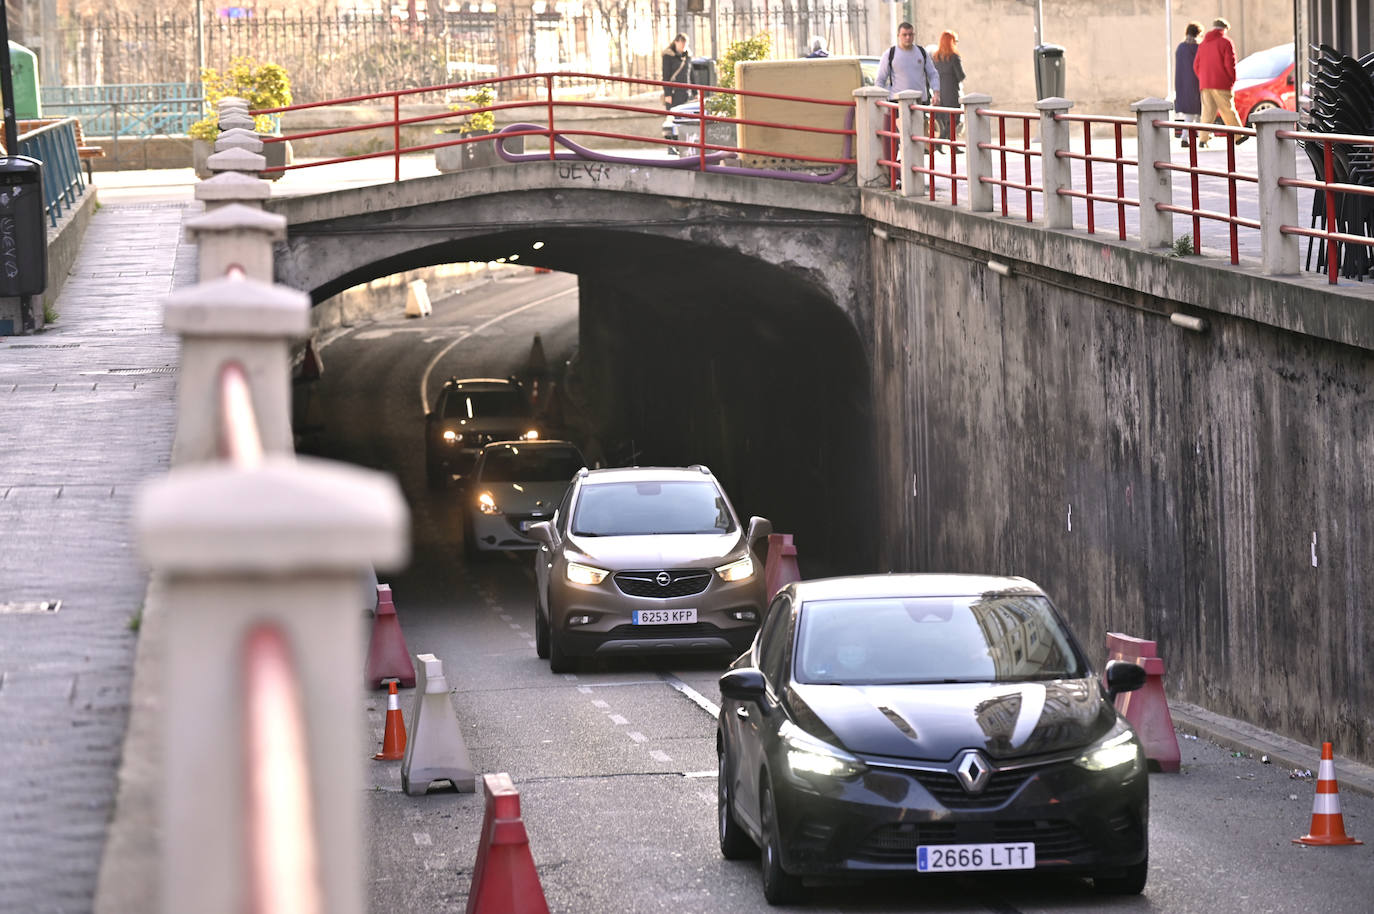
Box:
[565,561,609,586]
[1074,725,1142,772]
[442,430,461,444]
[781,721,866,779]
[524,429,539,440]
[477,492,501,515]
[715,555,754,582]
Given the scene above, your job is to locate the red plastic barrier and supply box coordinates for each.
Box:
[466,773,549,914]
[1105,632,1180,773]
[764,533,800,600]
[365,584,416,689]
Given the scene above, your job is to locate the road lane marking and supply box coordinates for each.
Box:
[418,286,578,412]
[413,833,433,847]
[591,699,609,708]
[682,771,716,778]
[628,731,647,743]
[608,714,628,725]
[499,614,512,621]
[660,673,720,719]
[650,749,673,763]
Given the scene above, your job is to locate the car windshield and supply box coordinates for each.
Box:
[794,594,1088,685]
[571,480,735,536]
[1236,45,1292,81]
[478,445,584,483]
[442,389,527,419]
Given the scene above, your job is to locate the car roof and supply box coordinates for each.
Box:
[579,465,716,485]
[443,377,518,390]
[784,574,1045,603]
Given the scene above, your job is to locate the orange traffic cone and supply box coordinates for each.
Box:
[373,680,407,761]
[1294,742,1363,846]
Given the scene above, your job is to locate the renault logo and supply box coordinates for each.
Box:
[655,571,672,587]
[955,750,992,794]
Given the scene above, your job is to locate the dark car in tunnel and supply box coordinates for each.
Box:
[527,465,773,673]
[425,377,540,488]
[716,574,1149,904]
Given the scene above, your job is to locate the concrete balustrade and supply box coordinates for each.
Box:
[1035,98,1074,230]
[194,170,272,210]
[1253,108,1301,275]
[961,94,995,213]
[851,87,890,188]
[1132,98,1176,250]
[212,127,265,155]
[895,90,926,198]
[184,203,287,283]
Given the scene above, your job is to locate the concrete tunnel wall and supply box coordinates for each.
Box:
[867,209,1374,768]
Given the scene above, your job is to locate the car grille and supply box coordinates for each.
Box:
[605,622,723,639]
[911,768,1030,809]
[613,570,711,598]
[854,820,1090,864]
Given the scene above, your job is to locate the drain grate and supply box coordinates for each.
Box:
[0,600,62,614]
[7,343,81,349]
[105,366,177,376]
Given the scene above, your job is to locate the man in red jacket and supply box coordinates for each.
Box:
[1192,18,1246,148]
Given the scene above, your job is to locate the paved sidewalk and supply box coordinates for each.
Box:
[0,199,195,913]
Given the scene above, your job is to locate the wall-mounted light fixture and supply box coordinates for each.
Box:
[1169,312,1208,333]
[987,259,1011,276]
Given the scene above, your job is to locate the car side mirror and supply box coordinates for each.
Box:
[527,521,555,547]
[746,516,773,542]
[1104,660,1146,698]
[719,667,767,701]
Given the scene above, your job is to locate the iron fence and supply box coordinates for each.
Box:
[57,5,868,103]
[39,83,203,138]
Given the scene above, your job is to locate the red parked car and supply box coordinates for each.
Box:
[1233,43,1297,125]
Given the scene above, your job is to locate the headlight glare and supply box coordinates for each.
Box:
[442,430,460,443]
[524,429,540,440]
[715,555,754,582]
[565,561,609,586]
[477,492,501,515]
[1075,728,1141,772]
[781,722,865,779]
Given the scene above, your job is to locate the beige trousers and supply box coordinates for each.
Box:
[1198,88,1241,143]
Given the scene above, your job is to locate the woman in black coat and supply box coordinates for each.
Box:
[662,34,692,109]
[1174,22,1203,145]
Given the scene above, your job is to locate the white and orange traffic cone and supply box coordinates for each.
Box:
[1294,742,1363,846]
[373,680,407,761]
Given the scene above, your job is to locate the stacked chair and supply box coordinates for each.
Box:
[1302,44,1374,278]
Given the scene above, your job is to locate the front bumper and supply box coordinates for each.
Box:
[548,570,762,658]
[469,510,549,551]
[769,750,1148,878]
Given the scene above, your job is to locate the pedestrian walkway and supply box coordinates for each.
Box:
[0,200,196,912]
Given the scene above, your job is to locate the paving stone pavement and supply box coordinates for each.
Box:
[0,200,196,914]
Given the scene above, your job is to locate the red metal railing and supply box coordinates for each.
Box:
[1152,120,1258,264]
[976,108,1042,221]
[910,101,967,205]
[1275,128,1374,284]
[1056,113,1139,240]
[252,71,857,183]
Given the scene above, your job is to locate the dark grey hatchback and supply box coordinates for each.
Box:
[716,574,1149,905]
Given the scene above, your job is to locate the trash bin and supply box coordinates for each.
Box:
[0,156,48,297]
[1033,43,1066,100]
[7,42,42,119]
[690,56,716,88]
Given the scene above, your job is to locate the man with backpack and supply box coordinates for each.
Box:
[875,22,941,105]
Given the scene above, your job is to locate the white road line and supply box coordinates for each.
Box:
[418,286,577,412]
[412,833,433,847]
[508,623,522,630]
[682,770,717,779]
[608,714,628,725]
[650,749,673,763]
[660,673,721,719]
[628,731,648,743]
[499,614,512,621]
[562,673,578,682]
[526,640,537,649]
[590,698,609,708]
[579,686,595,696]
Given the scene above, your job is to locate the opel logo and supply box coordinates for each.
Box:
[655,571,672,587]
[955,750,992,794]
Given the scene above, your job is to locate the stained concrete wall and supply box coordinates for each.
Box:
[864,192,1374,766]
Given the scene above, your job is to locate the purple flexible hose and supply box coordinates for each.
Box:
[493,108,856,184]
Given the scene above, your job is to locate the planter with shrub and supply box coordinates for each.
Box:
[189,57,294,179]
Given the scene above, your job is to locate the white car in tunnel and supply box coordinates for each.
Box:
[462,439,586,558]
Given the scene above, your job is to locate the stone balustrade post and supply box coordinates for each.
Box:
[962,93,994,213]
[213,127,264,156]
[1253,107,1301,275]
[137,456,409,914]
[185,204,287,283]
[896,90,926,197]
[194,171,272,210]
[1132,98,1176,249]
[207,146,267,176]
[217,110,255,133]
[163,273,309,464]
[1036,97,1074,229]
[852,87,891,187]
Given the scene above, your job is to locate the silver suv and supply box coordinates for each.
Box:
[528,465,773,673]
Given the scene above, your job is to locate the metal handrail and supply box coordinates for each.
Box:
[1057,112,1139,240]
[8,118,87,227]
[975,108,1041,222]
[1153,118,1257,264]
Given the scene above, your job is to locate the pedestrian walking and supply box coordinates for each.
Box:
[932,30,965,143]
[662,33,692,110]
[1192,18,1246,147]
[805,36,829,58]
[875,21,941,105]
[1174,21,1203,145]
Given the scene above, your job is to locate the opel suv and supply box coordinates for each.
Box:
[528,465,772,673]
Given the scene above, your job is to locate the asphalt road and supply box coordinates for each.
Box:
[305,268,1373,913]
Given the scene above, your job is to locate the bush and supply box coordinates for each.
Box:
[707,33,772,118]
[443,85,497,136]
[188,58,293,142]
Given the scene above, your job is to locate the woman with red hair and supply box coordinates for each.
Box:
[932,30,966,143]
